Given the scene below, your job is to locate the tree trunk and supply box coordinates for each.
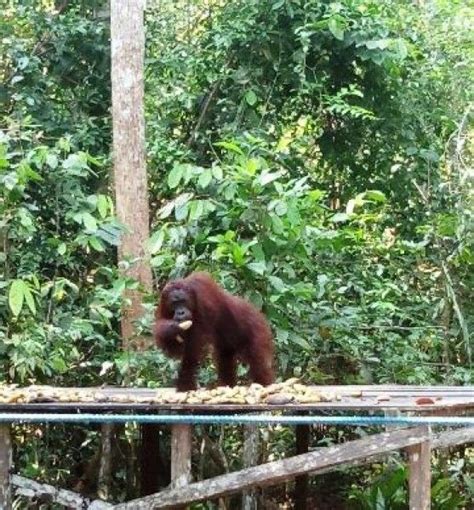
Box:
[111,0,152,350]
[110,0,159,497]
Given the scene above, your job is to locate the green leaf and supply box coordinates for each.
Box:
[232,244,246,266]
[168,164,184,189]
[97,194,108,218]
[89,236,105,252]
[215,141,244,155]
[57,243,67,255]
[174,202,189,221]
[271,214,284,234]
[46,154,58,169]
[198,168,213,189]
[51,357,67,373]
[365,39,390,50]
[189,200,205,222]
[174,193,193,208]
[212,165,223,180]
[57,138,71,152]
[247,261,267,275]
[394,38,408,59]
[9,280,25,316]
[259,170,284,186]
[291,335,311,350]
[271,0,285,10]
[375,488,385,510]
[331,212,349,223]
[96,223,122,246]
[180,164,194,184]
[148,230,165,254]
[328,18,345,41]
[317,274,329,299]
[63,154,88,172]
[158,201,175,219]
[287,203,301,225]
[86,194,98,208]
[245,90,258,106]
[420,149,439,162]
[82,212,98,232]
[365,190,386,203]
[274,201,288,216]
[21,165,43,182]
[0,147,8,169]
[268,275,286,292]
[245,158,259,175]
[202,200,216,214]
[23,286,36,315]
[247,291,263,309]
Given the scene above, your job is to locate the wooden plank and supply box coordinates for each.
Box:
[0,386,473,413]
[294,424,310,510]
[11,475,112,509]
[1,393,473,413]
[0,425,11,510]
[110,0,152,350]
[78,384,474,395]
[432,426,474,449]
[406,429,431,510]
[171,424,192,489]
[312,385,474,394]
[112,427,431,509]
[283,426,474,485]
[3,384,473,396]
[1,395,472,412]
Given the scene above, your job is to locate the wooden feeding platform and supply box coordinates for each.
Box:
[0,383,473,509]
[0,382,473,412]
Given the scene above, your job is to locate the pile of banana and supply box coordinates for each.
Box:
[0,379,361,406]
[171,379,343,405]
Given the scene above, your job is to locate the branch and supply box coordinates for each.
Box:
[441,261,471,366]
[187,80,220,147]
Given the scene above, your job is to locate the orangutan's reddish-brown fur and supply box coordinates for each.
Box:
[154,272,275,391]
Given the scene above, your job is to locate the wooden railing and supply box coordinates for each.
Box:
[0,385,472,510]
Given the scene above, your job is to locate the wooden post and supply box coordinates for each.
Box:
[294,425,310,510]
[171,425,192,489]
[111,0,152,350]
[406,428,431,510]
[97,423,114,501]
[171,424,192,510]
[242,425,259,510]
[0,425,12,510]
